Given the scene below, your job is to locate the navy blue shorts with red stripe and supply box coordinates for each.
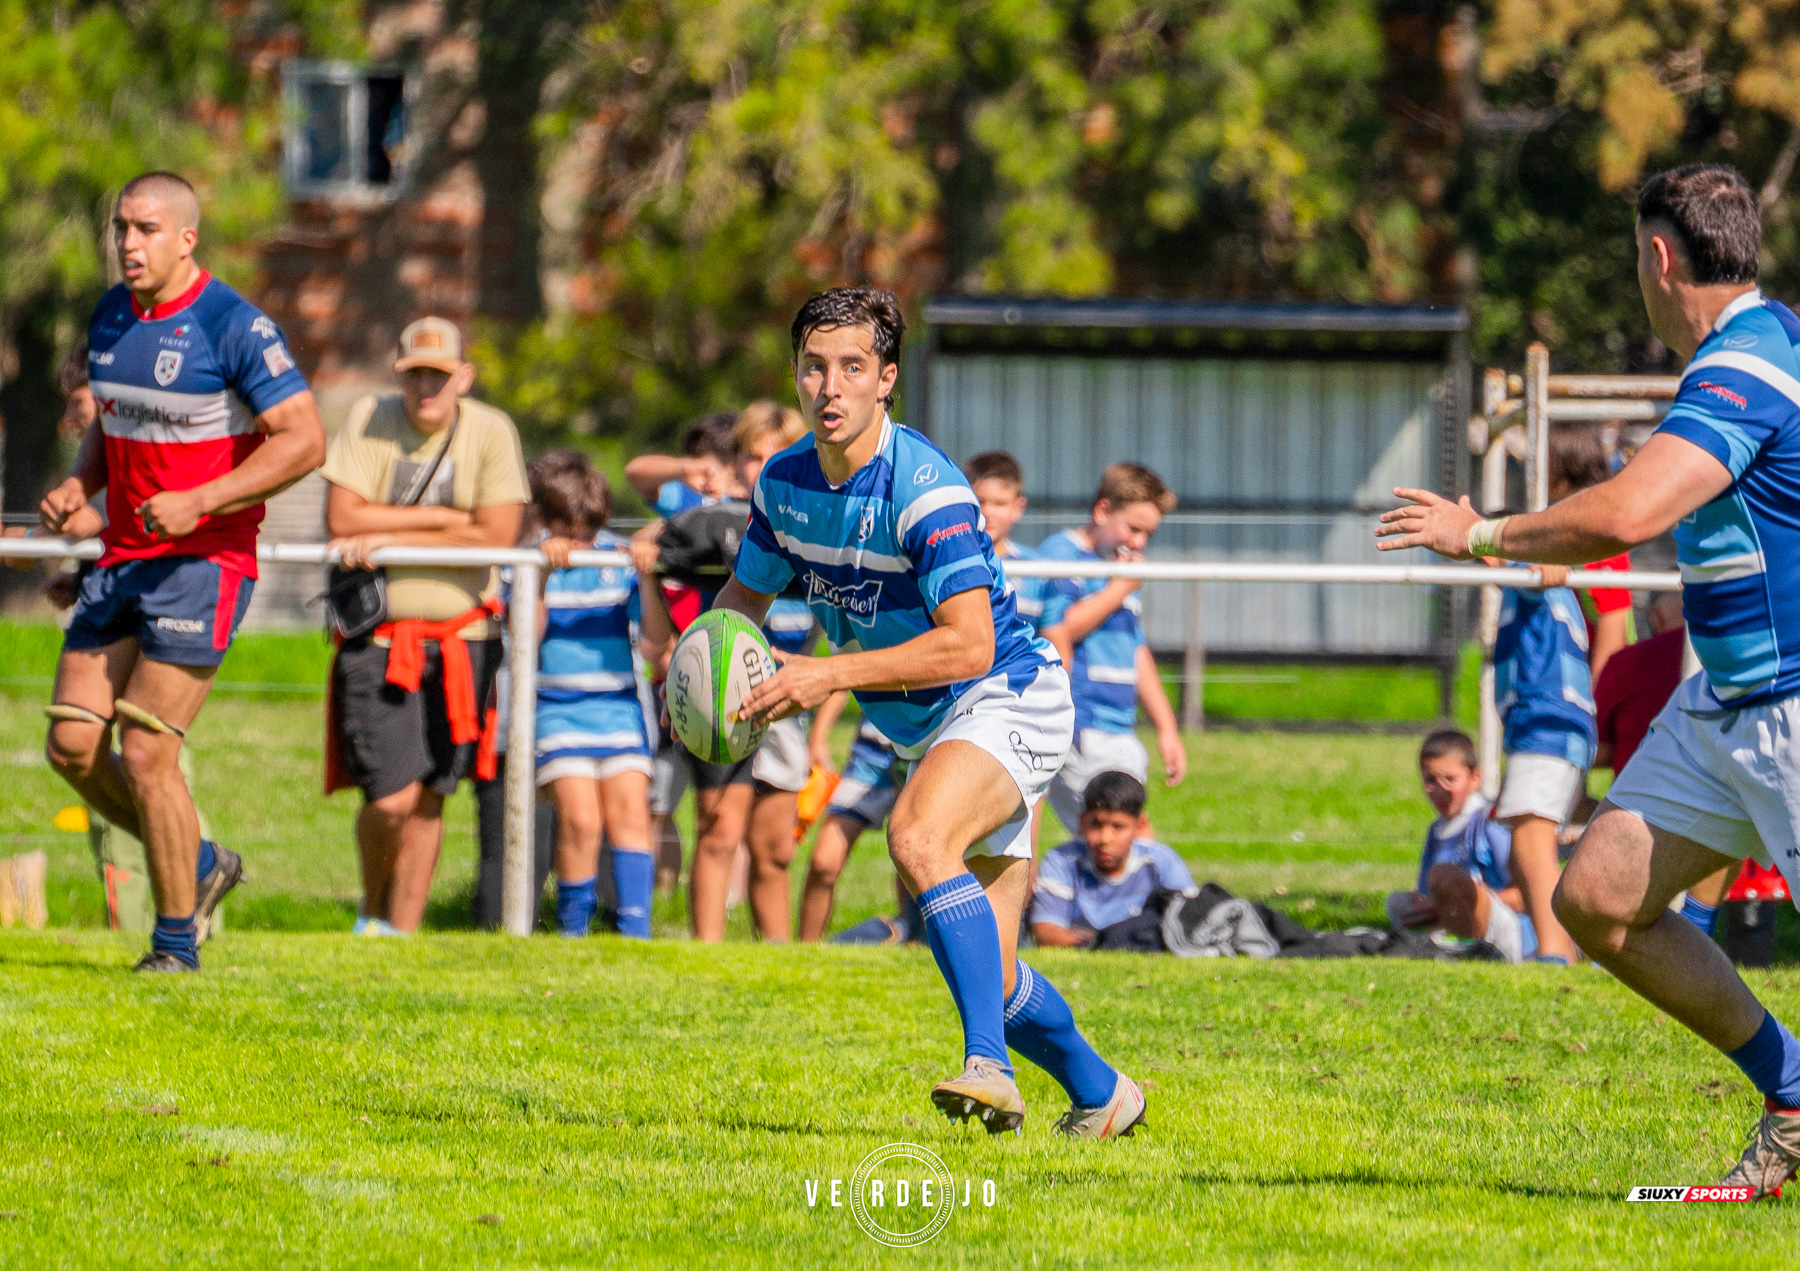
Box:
[64,557,255,667]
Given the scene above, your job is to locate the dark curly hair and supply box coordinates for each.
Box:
[790,287,906,367]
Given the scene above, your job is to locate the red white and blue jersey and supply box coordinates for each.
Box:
[88,270,310,577]
[1656,289,1800,707]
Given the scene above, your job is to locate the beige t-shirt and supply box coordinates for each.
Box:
[321,394,528,638]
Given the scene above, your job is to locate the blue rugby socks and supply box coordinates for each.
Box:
[1004,960,1117,1108]
[918,874,1011,1071]
[152,915,199,968]
[611,850,654,939]
[1728,1011,1800,1111]
[555,876,599,938]
[195,838,217,883]
[1680,893,1720,937]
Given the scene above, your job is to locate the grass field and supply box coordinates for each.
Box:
[4,932,1799,1267]
[8,623,1800,1265]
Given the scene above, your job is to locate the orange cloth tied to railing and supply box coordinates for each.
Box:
[325,597,505,794]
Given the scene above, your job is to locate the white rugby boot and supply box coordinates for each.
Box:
[1053,1072,1147,1140]
[930,1056,1025,1135]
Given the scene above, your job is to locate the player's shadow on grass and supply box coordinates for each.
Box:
[1181,1169,1615,1203]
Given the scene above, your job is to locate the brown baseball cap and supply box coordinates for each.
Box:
[394,317,465,374]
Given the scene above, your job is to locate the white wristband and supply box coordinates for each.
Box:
[1466,516,1510,559]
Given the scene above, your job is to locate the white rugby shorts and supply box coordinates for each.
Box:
[1607,673,1800,898]
[1047,728,1151,836]
[896,663,1075,861]
[1494,752,1583,827]
[751,714,811,793]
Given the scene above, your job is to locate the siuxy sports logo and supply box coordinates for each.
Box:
[806,572,882,628]
[804,1142,997,1247]
[1625,1184,1754,1202]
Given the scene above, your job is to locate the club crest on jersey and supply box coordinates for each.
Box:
[153,350,183,386]
[856,506,875,543]
[806,572,882,628]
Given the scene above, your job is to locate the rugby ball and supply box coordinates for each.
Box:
[667,609,776,764]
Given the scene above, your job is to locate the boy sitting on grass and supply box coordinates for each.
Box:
[1385,729,1537,964]
[1031,772,1197,948]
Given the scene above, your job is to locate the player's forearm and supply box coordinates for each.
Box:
[1491,496,1641,566]
[815,625,993,695]
[68,425,108,498]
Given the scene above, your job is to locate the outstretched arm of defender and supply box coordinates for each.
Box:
[138,390,328,539]
[1374,433,1733,563]
[725,584,996,724]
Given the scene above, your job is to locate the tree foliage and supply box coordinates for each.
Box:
[478,0,1412,447]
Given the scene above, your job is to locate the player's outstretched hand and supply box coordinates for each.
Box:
[740,648,836,725]
[137,488,208,540]
[1374,488,1482,558]
[1156,724,1187,787]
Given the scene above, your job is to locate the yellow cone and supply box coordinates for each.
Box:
[52,806,90,833]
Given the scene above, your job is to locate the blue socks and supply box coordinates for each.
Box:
[611,850,654,939]
[195,838,217,882]
[152,915,199,967]
[918,874,1010,1071]
[1728,1011,1800,1111]
[1004,960,1117,1108]
[1680,894,1720,936]
[555,877,599,938]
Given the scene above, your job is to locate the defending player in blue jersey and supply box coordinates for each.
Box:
[1379,165,1800,1196]
[717,288,1145,1138]
[528,450,654,939]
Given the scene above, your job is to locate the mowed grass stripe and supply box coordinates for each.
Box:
[2,931,1798,1267]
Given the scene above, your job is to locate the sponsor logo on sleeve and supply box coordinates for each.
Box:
[1722,333,1758,349]
[1696,380,1748,409]
[806,572,883,628]
[912,462,938,486]
[925,521,973,547]
[153,350,183,386]
[262,343,297,377]
[89,350,114,365]
[251,316,278,339]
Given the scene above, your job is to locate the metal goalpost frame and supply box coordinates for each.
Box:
[5,536,1679,935]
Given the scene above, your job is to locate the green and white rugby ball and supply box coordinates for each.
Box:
[667,609,776,764]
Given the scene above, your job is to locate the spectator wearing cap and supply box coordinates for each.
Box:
[322,317,528,934]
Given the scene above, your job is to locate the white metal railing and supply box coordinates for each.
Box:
[3,536,1682,934]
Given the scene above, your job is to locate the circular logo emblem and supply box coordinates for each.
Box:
[848,1142,955,1248]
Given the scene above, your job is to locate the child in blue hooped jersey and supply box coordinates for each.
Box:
[528,450,655,939]
[966,451,1043,626]
[1487,553,1597,966]
[1385,729,1536,963]
[1036,463,1188,836]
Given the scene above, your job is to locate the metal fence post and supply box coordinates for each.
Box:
[501,560,541,937]
[1477,582,1502,801]
[1525,343,1550,512]
[1182,580,1205,733]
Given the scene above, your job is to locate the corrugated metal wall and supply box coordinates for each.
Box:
[925,354,1445,655]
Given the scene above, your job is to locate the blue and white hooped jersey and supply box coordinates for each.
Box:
[1655,289,1800,707]
[732,416,1054,749]
[1494,576,1596,767]
[996,540,1046,627]
[535,529,650,760]
[1035,529,1144,733]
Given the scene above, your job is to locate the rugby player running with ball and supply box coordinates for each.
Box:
[39,172,325,972]
[713,288,1144,1137]
[1380,164,1800,1196]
